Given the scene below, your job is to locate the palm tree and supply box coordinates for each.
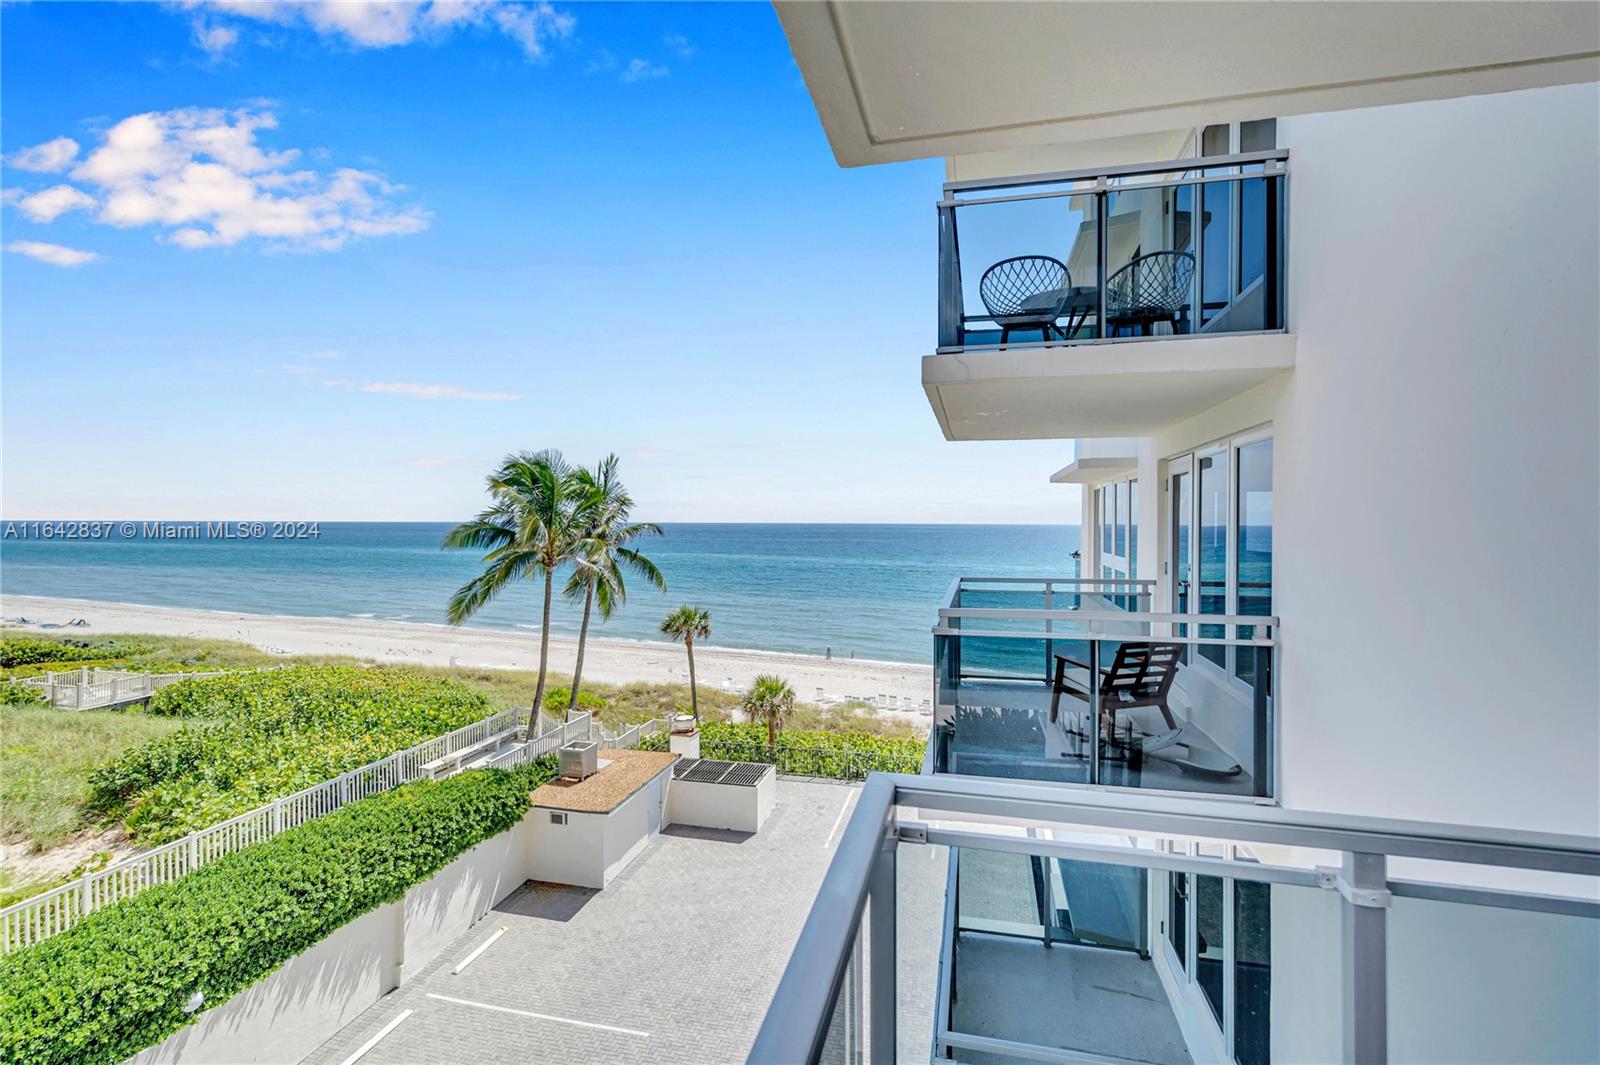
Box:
[743,674,794,749]
[443,449,584,728]
[564,455,665,716]
[659,605,711,725]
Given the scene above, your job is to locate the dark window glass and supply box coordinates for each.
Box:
[1169,872,1188,971]
[1196,875,1225,1024]
[1234,879,1272,1065]
[1239,119,1277,153]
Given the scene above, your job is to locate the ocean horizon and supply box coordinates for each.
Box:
[0,522,1084,664]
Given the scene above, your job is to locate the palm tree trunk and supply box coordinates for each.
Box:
[767,714,776,749]
[686,638,699,725]
[569,584,594,718]
[531,567,553,731]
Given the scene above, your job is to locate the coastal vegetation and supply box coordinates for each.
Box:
[446,449,663,728]
[0,629,920,905]
[659,604,712,724]
[742,673,795,747]
[644,720,924,776]
[87,666,488,844]
[0,760,558,1065]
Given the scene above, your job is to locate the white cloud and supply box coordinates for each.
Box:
[6,241,101,267]
[2,107,430,253]
[621,58,668,83]
[664,32,694,59]
[193,21,239,54]
[179,1,575,60]
[281,364,329,376]
[6,137,80,174]
[584,48,616,75]
[323,378,520,402]
[15,184,96,223]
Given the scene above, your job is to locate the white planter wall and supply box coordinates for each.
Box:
[125,811,543,1065]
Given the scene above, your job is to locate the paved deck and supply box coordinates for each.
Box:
[303,779,941,1065]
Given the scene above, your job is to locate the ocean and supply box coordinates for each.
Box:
[0,523,1083,665]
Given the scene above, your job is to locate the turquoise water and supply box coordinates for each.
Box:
[0,523,1082,664]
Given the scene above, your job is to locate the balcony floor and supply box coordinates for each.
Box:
[952,933,1191,1065]
[942,679,1258,798]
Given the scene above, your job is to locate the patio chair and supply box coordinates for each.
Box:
[979,256,1072,344]
[1047,641,1241,776]
[1105,251,1195,336]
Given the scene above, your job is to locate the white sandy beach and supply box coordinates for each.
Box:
[2,595,936,727]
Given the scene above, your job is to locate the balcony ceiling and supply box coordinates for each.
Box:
[775,1,1600,166]
[923,333,1295,441]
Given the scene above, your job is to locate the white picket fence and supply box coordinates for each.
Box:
[21,667,232,710]
[0,705,540,955]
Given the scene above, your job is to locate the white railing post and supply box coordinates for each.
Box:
[187,834,199,871]
[272,799,284,835]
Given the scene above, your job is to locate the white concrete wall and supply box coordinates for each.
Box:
[665,772,775,833]
[1127,80,1599,835]
[1272,80,1600,834]
[527,808,607,889]
[127,810,545,1065]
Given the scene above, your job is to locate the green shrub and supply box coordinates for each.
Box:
[639,721,924,778]
[0,678,46,707]
[0,637,152,669]
[0,658,199,680]
[0,759,555,1065]
[88,666,490,843]
[541,686,607,713]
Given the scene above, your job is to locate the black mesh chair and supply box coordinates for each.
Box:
[1105,251,1195,336]
[979,256,1072,344]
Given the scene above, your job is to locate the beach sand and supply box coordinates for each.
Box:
[2,595,936,728]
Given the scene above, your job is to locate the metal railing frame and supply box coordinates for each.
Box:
[936,150,1290,352]
[749,772,1600,1065]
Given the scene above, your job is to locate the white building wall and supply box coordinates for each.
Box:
[1271,80,1599,834]
[1133,80,1599,835]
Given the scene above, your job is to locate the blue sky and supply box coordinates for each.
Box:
[1,1,1077,524]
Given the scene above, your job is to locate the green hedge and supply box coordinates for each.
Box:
[0,678,46,707]
[88,666,490,843]
[0,638,152,669]
[0,759,555,1065]
[642,721,925,779]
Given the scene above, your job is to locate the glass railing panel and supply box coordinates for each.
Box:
[934,624,1274,798]
[1385,892,1600,1064]
[817,923,863,1065]
[1103,182,1198,338]
[938,156,1285,350]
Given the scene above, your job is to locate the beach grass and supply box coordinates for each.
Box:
[0,704,182,850]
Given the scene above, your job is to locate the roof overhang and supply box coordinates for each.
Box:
[775,1,1600,167]
[1050,457,1138,485]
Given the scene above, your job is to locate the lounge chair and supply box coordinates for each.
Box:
[1048,641,1241,776]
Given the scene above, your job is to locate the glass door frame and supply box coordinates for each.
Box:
[1165,424,1272,693]
[1154,841,1242,1062]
